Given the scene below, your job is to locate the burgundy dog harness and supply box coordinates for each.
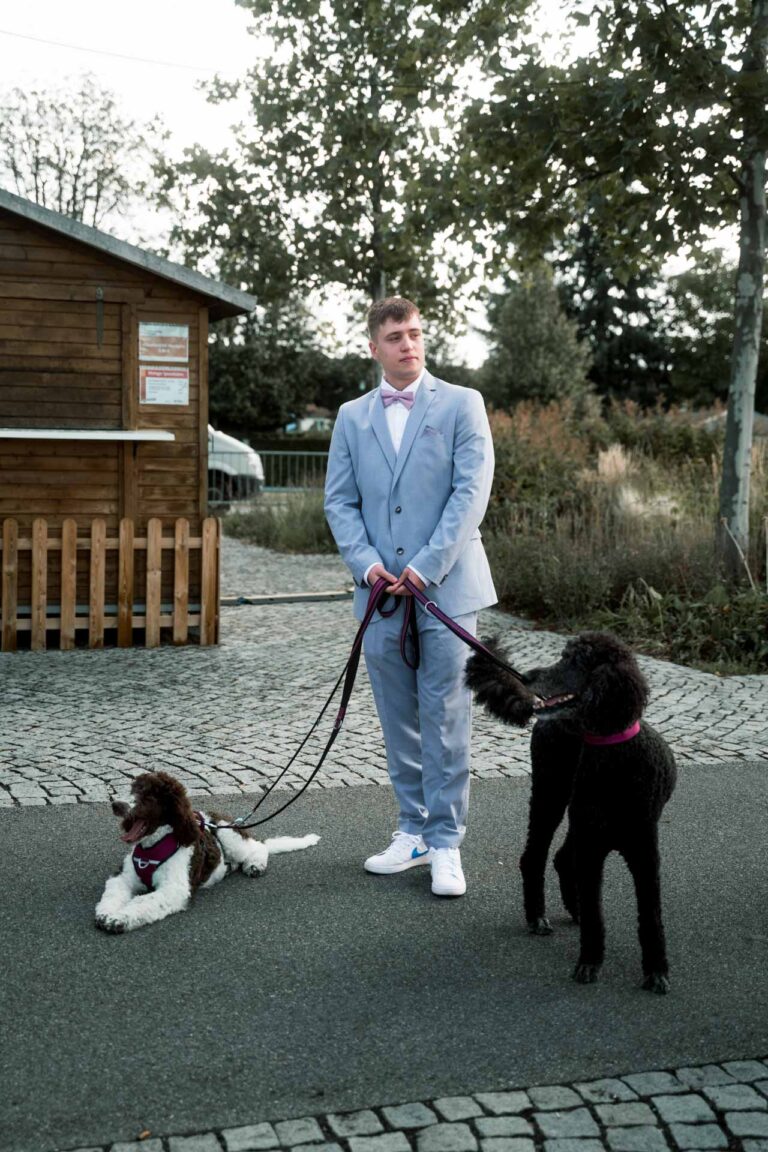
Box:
[132,812,207,889]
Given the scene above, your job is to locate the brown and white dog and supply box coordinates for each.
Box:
[95,770,319,933]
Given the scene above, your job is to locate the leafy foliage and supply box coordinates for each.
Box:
[556,224,671,405]
[596,586,768,674]
[161,0,530,326]
[666,248,768,411]
[479,264,592,406]
[226,492,336,552]
[457,0,768,575]
[0,74,164,227]
[209,308,370,432]
[460,2,756,271]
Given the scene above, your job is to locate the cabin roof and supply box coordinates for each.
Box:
[0,188,257,321]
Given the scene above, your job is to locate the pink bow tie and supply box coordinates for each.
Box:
[382,389,415,409]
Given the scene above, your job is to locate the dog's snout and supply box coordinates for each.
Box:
[111,800,130,818]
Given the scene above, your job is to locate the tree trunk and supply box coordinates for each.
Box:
[717,0,768,580]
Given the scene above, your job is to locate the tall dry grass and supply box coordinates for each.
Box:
[485,401,768,670]
[222,399,768,669]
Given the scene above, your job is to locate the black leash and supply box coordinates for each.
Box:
[220,578,525,831]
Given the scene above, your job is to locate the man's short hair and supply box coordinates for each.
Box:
[367,296,420,341]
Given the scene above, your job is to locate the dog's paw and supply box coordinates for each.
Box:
[96,914,126,934]
[242,842,269,876]
[528,917,553,936]
[642,972,671,995]
[573,962,601,984]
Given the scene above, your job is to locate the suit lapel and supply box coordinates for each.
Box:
[392,372,437,486]
[370,387,397,473]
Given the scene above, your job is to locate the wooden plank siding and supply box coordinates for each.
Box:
[0,205,218,643]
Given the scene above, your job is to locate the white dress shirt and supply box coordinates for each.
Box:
[380,370,424,454]
[364,370,427,588]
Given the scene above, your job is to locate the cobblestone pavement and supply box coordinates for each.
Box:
[4,537,768,1152]
[1,536,767,808]
[64,1057,768,1152]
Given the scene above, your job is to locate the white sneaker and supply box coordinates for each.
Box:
[431,847,466,897]
[364,831,431,875]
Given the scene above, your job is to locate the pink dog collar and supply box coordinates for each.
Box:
[583,721,641,746]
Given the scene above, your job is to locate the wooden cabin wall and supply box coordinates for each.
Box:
[0,210,210,610]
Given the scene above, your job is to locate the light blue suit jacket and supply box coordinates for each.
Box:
[324,371,497,621]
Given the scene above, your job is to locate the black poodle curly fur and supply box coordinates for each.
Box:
[466,632,676,994]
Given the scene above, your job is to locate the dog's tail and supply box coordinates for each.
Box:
[263,834,320,855]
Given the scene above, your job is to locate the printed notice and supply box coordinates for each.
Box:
[139,322,189,363]
[139,366,189,405]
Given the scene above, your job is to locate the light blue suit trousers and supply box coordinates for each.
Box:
[363,602,478,847]
[324,372,496,848]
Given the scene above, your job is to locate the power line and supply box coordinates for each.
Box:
[0,27,222,72]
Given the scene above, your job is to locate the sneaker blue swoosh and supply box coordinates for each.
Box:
[411,847,429,859]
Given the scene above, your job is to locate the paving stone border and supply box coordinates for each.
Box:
[2,540,768,809]
[62,1056,768,1152]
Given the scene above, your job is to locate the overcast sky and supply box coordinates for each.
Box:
[0,1,256,154]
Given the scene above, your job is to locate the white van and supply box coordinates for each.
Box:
[207,425,265,503]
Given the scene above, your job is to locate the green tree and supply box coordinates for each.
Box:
[209,305,321,432]
[0,74,164,228]
[459,0,768,579]
[163,0,529,323]
[556,224,670,405]
[480,265,592,407]
[667,248,768,411]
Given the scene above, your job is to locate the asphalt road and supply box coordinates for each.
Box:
[3,765,767,1152]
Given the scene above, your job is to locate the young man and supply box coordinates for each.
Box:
[324,297,496,896]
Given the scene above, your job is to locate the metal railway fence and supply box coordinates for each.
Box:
[207,450,330,504]
[259,450,329,492]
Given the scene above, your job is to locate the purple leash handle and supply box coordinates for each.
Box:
[402,578,527,684]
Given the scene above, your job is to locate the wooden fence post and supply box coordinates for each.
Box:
[60,519,77,651]
[118,518,134,648]
[2,518,18,653]
[200,517,218,646]
[89,518,106,649]
[0,515,212,652]
[173,518,190,645]
[31,518,47,652]
[145,518,162,648]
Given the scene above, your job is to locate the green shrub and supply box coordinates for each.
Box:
[225,493,336,553]
[594,585,768,674]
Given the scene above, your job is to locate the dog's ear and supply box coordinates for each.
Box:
[465,643,536,727]
[173,808,201,847]
[579,658,649,735]
[151,772,200,847]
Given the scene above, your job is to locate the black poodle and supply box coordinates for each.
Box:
[466,632,676,994]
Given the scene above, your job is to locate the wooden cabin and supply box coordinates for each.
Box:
[0,188,256,651]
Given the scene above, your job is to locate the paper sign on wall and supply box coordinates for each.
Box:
[139,366,189,406]
[139,322,189,363]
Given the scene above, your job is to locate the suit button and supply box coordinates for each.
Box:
[395,506,402,514]
[396,547,404,555]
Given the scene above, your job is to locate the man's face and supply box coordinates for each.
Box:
[369,311,425,389]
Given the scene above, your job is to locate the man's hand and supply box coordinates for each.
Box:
[389,567,426,596]
[367,562,398,587]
